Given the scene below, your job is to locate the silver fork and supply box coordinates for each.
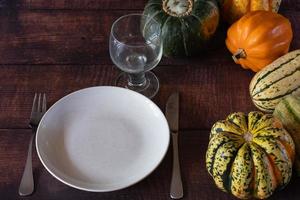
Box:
[19,93,47,196]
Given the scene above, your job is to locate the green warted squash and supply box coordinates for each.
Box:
[206,111,295,199]
[142,0,219,57]
[274,95,300,176]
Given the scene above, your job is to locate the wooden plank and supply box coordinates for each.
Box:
[0,0,147,10]
[0,10,299,65]
[1,129,300,199]
[0,0,299,11]
[0,63,256,130]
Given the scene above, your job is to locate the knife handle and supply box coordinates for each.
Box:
[170,131,183,199]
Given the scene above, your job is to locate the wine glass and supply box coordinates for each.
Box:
[109,13,163,98]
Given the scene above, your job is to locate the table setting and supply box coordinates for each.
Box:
[0,0,300,200]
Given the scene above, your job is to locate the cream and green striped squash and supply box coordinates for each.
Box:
[206,111,295,199]
[274,95,300,176]
[249,50,300,112]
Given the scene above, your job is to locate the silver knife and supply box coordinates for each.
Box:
[165,92,183,199]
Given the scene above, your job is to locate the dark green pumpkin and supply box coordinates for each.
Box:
[142,0,220,57]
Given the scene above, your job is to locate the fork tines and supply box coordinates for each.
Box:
[31,93,47,117]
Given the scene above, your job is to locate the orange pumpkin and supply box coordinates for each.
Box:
[220,0,282,24]
[225,11,293,72]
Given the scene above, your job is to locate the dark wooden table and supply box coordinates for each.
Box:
[0,0,300,199]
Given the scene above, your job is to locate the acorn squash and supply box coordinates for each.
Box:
[206,111,295,199]
[142,0,219,57]
[226,11,293,72]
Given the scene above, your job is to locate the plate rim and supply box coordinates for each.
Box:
[35,86,170,192]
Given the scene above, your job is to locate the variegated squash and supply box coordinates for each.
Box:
[274,95,300,176]
[250,50,300,112]
[206,111,295,199]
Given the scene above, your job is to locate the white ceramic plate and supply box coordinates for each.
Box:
[36,86,169,192]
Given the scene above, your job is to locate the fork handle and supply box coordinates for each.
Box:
[170,131,183,199]
[19,134,34,196]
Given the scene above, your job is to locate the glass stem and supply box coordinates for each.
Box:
[128,72,146,87]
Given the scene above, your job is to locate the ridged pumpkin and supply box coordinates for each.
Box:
[206,111,295,199]
[142,0,219,57]
[274,95,300,176]
[226,11,293,72]
[219,0,282,24]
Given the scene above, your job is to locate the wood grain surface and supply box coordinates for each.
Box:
[0,10,299,65]
[1,129,300,200]
[0,0,298,10]
[0,64,256,130]
[0,0,300,199]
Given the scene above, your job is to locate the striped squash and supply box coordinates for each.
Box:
[206,111,295,199]
[249,50,300,112]
[274,95,300,176]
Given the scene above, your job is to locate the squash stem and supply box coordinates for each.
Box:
[232,48,247,63]
[162,0,193,17]
[244,132,253,142]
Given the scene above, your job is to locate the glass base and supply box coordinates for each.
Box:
[115,71,159,99]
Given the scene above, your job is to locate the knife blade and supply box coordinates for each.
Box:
[165,92,179,132]
[165,92,183,199]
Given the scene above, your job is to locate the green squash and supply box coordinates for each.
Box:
[142,0,219,57]
[274,95,300,176]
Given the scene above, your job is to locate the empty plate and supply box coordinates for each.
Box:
[36,86,169,192]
